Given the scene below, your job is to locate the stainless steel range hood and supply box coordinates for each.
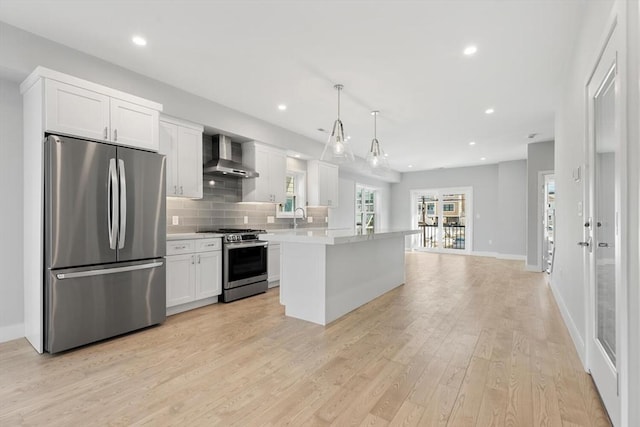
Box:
[203,135,258,178]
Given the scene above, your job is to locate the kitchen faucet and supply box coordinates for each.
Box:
[292,196,306,230]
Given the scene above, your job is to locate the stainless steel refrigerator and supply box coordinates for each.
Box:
[44,134,166,353]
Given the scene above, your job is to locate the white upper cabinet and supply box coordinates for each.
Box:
[159,116,203,198]
[110,98,159,151]
[27,67,162,151]
[308,160,339,207]
[242,142,287,203]
[45,80,110,141]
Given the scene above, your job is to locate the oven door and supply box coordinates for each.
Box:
[224,241,268,289]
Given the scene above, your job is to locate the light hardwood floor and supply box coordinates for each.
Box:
[0,252,610,426]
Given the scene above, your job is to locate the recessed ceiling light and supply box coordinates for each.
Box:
[346,135,351,140]
[384,153,389,157]
[278,104,287,111]
[469,141,476,146]
[480,157,487,161]
[408,165,413,168]
[463,45,477,56]
[294,154,301,158]
[131,35,147,46]
[485,108,495,115]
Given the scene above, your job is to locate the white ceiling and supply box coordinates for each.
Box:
[0,0,584,172]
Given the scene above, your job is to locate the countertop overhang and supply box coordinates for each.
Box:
[258,228,419,245]
[167,233,224,241]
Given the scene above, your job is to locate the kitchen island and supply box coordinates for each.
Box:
[259,228,419,325]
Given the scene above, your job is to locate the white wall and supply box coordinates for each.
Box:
[330,171,391,230]
[0,77,24,341]
[526,141,554,268]
[497,160,527,257]
[551,0,615,367]
[390,162,527,257]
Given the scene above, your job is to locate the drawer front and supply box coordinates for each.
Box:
[167,240,195,255]
[196,238,222,252]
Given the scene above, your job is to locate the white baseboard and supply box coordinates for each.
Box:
[166,296,218,316]
[495,253,527,261]
[0,323,24,343]
[526,264,542,272]
[471,251,497,258]
[548,277,587,368]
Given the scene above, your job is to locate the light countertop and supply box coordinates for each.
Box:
[167,233,224,241]
[258,228,419,245]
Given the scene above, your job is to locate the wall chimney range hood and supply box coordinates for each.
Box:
[203,135,258,178]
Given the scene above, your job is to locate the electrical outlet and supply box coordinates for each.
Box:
[307,216,313,223]
[267,216,275,224]
[243,216,249,224]
[172,216,179,225]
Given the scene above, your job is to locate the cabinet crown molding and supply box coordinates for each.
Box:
[20,66,163,111]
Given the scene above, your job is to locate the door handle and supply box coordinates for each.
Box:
[108,158,119,250]
[577,241,590,247]
[118,159,127,249]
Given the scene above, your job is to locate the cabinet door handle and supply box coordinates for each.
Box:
[180,186,184,195]
[174,245,187,250]
[197,255,201,264]
[191,255,195,264]
[114,129,118,141]
[104,127,108,139]
[174,185,177,195]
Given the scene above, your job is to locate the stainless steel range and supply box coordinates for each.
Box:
[201,229,268,302]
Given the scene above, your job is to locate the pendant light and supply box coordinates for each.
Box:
[365,110,389,173]
[321,84,355,163]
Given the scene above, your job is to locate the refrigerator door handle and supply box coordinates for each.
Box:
[108,158,119,250]
[56,261,164,280]
[118,159,127,249]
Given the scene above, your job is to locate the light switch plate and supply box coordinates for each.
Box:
[267,216,275,224]
[243,216,249,224]
[307,217,313,223]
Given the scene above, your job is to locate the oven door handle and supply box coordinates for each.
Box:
[225,241,268,249]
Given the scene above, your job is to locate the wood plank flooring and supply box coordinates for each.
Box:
[0,252,611,426]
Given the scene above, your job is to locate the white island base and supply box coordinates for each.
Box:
[261,229,416,326]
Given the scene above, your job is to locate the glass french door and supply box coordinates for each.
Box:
[585,23,621,426]
[413,189,470,252]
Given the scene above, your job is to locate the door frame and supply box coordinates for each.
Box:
[409,187,473,254]
[583,4,628,425]
[537,170,554,272]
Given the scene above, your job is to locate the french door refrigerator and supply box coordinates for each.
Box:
[44,135,166,353]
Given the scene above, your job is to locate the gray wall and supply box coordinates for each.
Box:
[391,164,498,254]
[390,161,527,256]
[497,160,527,256]
[0,78,24,340]
[526,141,554,268]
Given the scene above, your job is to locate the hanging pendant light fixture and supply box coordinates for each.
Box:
[365,110,389,173]
[321,84,355,163]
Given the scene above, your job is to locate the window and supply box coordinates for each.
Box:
[277,170,306,218]
[355,185,378,231]
[443,203,455,212]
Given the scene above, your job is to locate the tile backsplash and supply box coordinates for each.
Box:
[166,137,328,233]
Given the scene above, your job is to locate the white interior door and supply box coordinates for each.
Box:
[585,24,621,426]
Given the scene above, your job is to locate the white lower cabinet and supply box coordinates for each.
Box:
[166,238,222,314]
